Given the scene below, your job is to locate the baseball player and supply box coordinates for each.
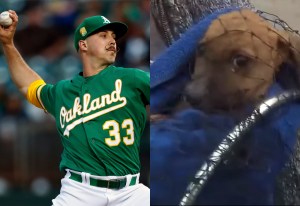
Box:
[0,10,150,206]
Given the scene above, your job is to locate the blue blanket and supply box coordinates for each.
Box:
[151,85,300,205]
[150,8,300,205]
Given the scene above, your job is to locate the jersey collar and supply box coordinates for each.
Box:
[70,65,115,87]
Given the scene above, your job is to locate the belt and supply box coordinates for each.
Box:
[68,170,138,189]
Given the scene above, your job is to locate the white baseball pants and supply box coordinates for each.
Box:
[52,170,150,206]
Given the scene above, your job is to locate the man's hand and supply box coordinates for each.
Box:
[0,10,18,46]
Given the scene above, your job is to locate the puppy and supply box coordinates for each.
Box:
[184,9,300,117]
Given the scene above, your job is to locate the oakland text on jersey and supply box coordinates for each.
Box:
[60,79,127,136]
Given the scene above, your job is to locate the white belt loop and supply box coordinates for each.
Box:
[81,172,87,184]
[65,169,71,179]
[85,173,91,185]
[125,174,132,187]
[136,173,140,184]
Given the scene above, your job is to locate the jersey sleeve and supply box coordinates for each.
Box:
[37,84,56,116]
[134,69,150,105]
[26,79,46,109]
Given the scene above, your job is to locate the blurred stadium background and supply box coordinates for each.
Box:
[0,0,149,205]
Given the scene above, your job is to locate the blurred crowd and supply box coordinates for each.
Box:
[0,0,150,117]
[0,0,149,204]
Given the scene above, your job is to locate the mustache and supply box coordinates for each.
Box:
[105,45,120,53]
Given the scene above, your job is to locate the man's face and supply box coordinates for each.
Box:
[85,30,117,64]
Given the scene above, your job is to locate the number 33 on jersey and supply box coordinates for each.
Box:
[28,65,149,176]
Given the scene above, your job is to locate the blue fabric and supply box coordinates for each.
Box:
[150,8,300,205]
[151,84,300,205]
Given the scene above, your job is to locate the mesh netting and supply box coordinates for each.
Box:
[184,9,300,114]
[178,9,300,205]
[151,7,300,206]
[151,0,254,46]
[179,91,300,206]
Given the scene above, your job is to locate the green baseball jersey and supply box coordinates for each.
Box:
[37,65,149,176]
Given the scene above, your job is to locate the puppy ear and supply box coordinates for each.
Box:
[276,32,300,89]
[286,33,300,66]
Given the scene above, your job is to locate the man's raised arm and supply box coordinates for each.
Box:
[0,10,43,97]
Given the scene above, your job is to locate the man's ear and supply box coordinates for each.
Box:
[78,40,88,51]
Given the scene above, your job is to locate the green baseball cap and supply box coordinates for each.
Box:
[74,15,128,51]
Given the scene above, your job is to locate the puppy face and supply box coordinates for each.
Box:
[184,10,290,113]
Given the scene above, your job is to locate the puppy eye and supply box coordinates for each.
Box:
[232,54,251,69]
[197,44,205,56]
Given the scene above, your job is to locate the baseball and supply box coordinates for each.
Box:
[0,11,12,27]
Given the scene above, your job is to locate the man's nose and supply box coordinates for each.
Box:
[109,36,116,44]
